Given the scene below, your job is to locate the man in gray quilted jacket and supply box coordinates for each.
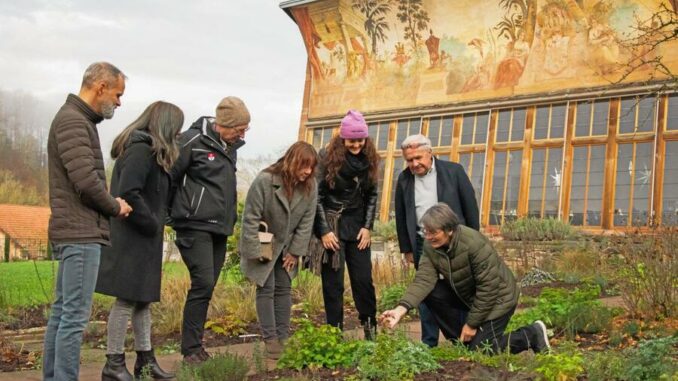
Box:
[43,62,133,381]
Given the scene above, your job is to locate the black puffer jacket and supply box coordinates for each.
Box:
[314,149,378,241]
[169,117,243,236]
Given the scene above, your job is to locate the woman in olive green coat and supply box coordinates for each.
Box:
[381,203,550,354]
[239,142,318,359]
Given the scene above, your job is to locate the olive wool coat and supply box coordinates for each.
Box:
[399,225,520,328]
[239,171,317,287]
[95,131,170,303]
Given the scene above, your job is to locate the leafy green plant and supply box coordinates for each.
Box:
[277,319,362,370]
[622,336,678,381]
[532,351,584,381]
[508,285,618,338]
[373,220,397,241]
[352,331,440,381]
[176,352,249,381]
[585,350,626,381]
[377,283,407,313]
[500,217,578,241]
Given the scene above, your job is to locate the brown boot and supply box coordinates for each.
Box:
[264,339,283,360]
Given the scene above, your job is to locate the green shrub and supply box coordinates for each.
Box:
[176,352,249,381]
[508,285,618,337]
[352,331,440,381]
[532,351,585,381]
[622,336,678,381]
[500,217,578,241]
[585,350,626,381]
[377,283,407,313]
[277,319,361,370]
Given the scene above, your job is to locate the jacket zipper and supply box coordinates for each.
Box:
[192,187,205,216]
[446,257,472,310]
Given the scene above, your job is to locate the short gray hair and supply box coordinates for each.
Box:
[401,134,432,151]
[420,203,460,233]
[81,62,126,89]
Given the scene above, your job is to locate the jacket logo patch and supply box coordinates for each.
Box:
[207,152,216,161]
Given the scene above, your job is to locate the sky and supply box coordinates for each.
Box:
[0,0,308,158]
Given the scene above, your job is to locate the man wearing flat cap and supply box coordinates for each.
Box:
[169,96,251,363]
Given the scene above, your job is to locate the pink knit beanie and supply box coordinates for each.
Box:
[339,110,368,139]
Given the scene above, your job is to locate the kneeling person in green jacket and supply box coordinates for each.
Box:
[381,203,550,354]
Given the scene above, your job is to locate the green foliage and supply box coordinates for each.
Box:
[377,283,407,313]
[508,285,618,337]
[373,220,397,242]
[352,331,440,381]
[500,217,578,241]
[277,319,362,370]
[532,351,585,381]
[176,352,249,381]
[615,230,678,319]
[623,336,678,381]
[0,169,45,206]
[291,269,324,315]
[584,350,626,381]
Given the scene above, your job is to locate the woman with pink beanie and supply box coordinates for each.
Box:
[310,109,381,339]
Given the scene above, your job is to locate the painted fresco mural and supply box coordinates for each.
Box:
[290,0,678,118]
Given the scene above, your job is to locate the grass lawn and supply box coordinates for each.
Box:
[0,260,189,308]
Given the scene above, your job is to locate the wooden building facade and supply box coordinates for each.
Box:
[281,0,678,230]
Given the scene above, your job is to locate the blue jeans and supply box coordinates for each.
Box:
[415,234,440,347]
[42,243,101,381]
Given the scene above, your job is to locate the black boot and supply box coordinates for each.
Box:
[363,317,377,341]
[134,349,175,380]
[102,353,133,381]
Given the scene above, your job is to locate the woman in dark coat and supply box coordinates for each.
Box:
[96,101,183,381]
[312,110,380,339]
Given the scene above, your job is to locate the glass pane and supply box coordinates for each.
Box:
[428,117,441,147]
[663,141,678,225]
[458,152,471,172]
[637,97,655,132]
[511,108,526,142]
[619,97,636,134]
[490,151,507,225]
[545,148,563,218]
[575,101,592,137]
[312,128,322,149]
[632,143,653,226]
[528,149,547,217]
[377,122,389,151]
[475,112,489,144]
[440,116,453,146]
[368,123,378,146]
[409,118,422,135]
[550,104,566,139]
[470,152,485,211]
[592,99,609,136]
[668,94,678,131]
[396,120,409,148]
[534,105,550,140]
[496,109,511,142]
[614,144,633,226]
[390,157,405,218]
[322,128,333,148]
[587,145,606,226]
[461,114,475,145]
[570,146,588,225]
[505,150,523,221]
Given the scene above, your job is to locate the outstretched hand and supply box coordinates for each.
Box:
[379,305,408,329]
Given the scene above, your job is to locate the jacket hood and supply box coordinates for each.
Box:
[128,130,153,145]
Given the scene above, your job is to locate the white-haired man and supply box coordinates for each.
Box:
[394,134,479,347]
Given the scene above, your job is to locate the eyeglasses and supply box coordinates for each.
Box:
[422,229,441,237]
[234,125,250,133]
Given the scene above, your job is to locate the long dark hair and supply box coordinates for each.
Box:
[324,135,380,189]
[265,141,318,199]
[111,101,184,172]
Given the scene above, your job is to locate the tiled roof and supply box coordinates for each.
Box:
[0,204,50,241]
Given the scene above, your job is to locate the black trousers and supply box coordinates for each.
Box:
[175,229,227,355]
[425,280,533,353]
[321,240,376,328]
